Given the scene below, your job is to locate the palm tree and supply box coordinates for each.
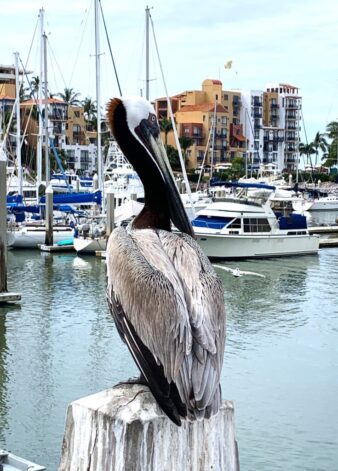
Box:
[312,131,328,166]
[81,97,97,121]
[324,121,338,168]
[159,117,173,148]
[299,142,315,168]
[29,76,40,98]
[179,136,195,166]
[57,87,81,106]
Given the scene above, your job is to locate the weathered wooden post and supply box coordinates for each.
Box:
[106,190,115,237]
[45,184,54,246]
[0,146,21,303]
[59,384,240,471]
[0,147,8,294]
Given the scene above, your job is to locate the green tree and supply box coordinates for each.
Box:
[166,145,180,171]
[312,131,328,166]
[57,87,81,106]
[231,156,245,178]
[324,121,338,168]
[178,136,194,165]
[159,117,173,148]
[29,76,40,98]
[81,96,97,122]
[299,142,315,168]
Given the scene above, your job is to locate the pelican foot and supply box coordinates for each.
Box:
[113,375,148,388]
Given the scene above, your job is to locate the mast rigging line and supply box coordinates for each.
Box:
[68,2,92,88]
[23,15,39,71]
[99,0,122,96]
[149,12,196,218]
[48,38,67,92]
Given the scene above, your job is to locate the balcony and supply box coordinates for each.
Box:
[270,103,279,109]
[286,157,297,163]
[286,145,296,152]
[286,113,297,120]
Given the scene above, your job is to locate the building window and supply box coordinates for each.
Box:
[74,111,80,118]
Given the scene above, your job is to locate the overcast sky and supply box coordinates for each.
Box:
[2,0,338,143]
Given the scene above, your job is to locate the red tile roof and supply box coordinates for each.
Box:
[21,97,66,105]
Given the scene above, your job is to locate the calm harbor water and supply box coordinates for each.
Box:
[1,211,338,470]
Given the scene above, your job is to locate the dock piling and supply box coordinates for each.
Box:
[106,190,115,236]
[0,147,8,293]
[59,384,240,471]
[45,185,54,246]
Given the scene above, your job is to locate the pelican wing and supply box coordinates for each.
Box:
[106,227,192,379]
[159,232,225,417]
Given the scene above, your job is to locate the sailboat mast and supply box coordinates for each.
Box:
[145,6,150,100]
[37,8,44,200]
[94,0,103,197]
[43,32,50,185]
[14,52,22,196]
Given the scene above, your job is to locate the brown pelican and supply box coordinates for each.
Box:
[106,96,225,426]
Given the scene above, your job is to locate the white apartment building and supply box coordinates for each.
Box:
[240,83,302,173]
[264,83,302,172]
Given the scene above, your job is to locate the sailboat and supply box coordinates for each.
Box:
[73,0,107,254]
[9,16,75,249]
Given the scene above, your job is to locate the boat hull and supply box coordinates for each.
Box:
[12,227,74,249]
[195,232,320,259]
[307,200,338,211]
[73,236,107,254]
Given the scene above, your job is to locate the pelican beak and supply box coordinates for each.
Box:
[135,119,195,238]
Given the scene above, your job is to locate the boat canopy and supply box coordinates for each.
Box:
[209,180,276,191]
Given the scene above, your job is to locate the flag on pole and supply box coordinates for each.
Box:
[224,60,233,69]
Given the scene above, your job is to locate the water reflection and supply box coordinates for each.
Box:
[0,248,337,471]
[214,254,320,344]
[0,312,9,442]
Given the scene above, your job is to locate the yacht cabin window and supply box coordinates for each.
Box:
[243,218,271,233]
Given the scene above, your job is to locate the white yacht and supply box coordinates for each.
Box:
[11,222,74,249]
[293,193,338,211]
[49,171,94,193]
[191,197,319,259]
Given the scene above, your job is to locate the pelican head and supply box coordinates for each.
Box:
[106,96,194,237]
